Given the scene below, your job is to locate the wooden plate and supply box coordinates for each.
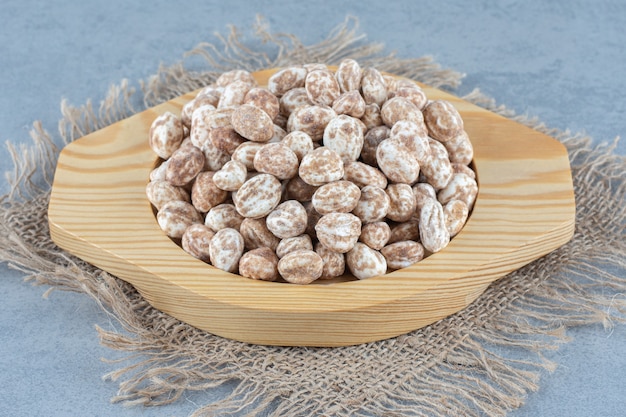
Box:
[48,68,575,347]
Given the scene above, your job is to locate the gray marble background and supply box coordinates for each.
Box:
[1,0,624,416]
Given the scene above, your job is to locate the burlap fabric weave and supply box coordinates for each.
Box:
[1,17,625,417]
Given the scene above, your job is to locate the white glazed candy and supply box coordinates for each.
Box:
[157,200,203,239]
[146,180,189,211]
[244,87,280,120]
[419,198,450,253]
[209,228,245,273]
[335,59,362,93]
[332,91,366,118]
[253,143,299,180]
[346,243,387,280]
[213,160,247,191]
[234,174,283,219]
[305,69,340,107]
[311,180,361,214]
[287,105,336,141]
[361,67,387,107]
[181,224,215,263]
[276,234,314,259]
[315,242,346,279]
[268,66,307,96]
[423,99,464,142]
[380,97,423,128]
[165,146,205,186]
[342,161,388,189]
[386,183,417,222]
[376,137,420,185]
[148,112,184,159]
[322,115,364,163]
[238,247,279,281]
[147,62,477,283]
[359,222,391,251]
[381,240,425,270]
[231,104,275,142]
[266,200,308,239]
[299,147,344,186]
[315,212,362,253]
[352,185,390,224]
[278,249,324,284]
[205,203,244,232]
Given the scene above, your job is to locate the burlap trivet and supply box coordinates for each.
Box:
[1,17,625,417]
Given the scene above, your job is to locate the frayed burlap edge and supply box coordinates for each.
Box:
[2,16,625,417]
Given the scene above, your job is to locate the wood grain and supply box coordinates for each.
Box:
[48,68,575,347]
